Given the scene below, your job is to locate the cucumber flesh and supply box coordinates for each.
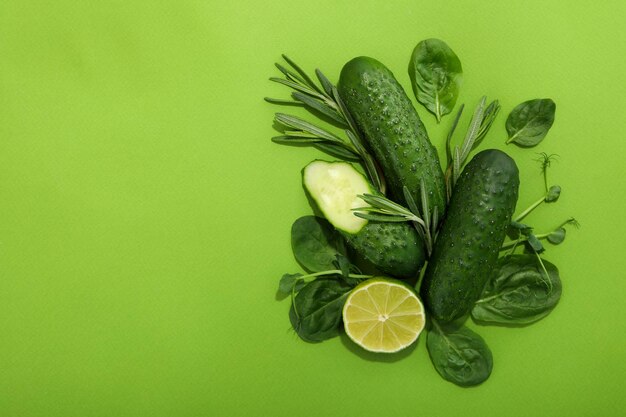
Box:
[303,160,371,235]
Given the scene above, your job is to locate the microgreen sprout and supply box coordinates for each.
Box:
[513,153,561,222]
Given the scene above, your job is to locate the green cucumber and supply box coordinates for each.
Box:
[338,56,446,216]
[303,160,425,279]
[420,149,519,322]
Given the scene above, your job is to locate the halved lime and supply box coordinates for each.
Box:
[343,278,426,353]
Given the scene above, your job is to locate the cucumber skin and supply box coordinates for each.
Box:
[420,149,519,322]
[345,221,425,279]
[302,160,425,279]
[338,56,446,216]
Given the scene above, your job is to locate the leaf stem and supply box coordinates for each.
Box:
[513,195,546,222]
[500,233,550,250]
[299,270,372,282]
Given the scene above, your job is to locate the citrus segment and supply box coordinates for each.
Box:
[343,278,426,353]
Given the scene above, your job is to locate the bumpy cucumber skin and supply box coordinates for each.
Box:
[302,160,425,279]
[346,221,425,279]
[338,56,446,216]
[420,149,519,322]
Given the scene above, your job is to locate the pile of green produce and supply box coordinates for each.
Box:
[266,39,576,387]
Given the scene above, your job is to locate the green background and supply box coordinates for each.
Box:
[1,0,624,416]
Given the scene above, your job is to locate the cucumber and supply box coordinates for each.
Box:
[303,160,425,279]
[338,56,446,216]
[420,149,519,322]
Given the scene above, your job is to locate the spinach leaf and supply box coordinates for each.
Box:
[289,278,352,342]
[409,39,463,122]
[278,273,306,295]
[472,255,562,325]
[545,185,561,202]
[291,216,346,272]
[505,99,556,146]
[427,321,493,387]
[547,228,566,244]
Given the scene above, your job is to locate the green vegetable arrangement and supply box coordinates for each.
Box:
[265,39,575,387]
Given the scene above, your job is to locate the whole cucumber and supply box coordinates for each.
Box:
[303,160,425,279]
[338,56,446,216]
[420,149,519,322]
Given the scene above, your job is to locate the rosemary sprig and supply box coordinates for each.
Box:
[265,55,385,193]
[353,183,437,256]
[444,97,501,200]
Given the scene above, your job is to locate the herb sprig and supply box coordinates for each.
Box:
[513,153,561,222]
[444,96,501,200]
[353,183,438,256]
[266,55,385,193]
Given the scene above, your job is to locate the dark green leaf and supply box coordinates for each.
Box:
[279,273,304,294]
[333,254,351,278]
[274,62,308,86]
[427,322,493,387]
[274,113,343,143]
[410,39,463,122]
[345,129,383,193]
[403,186,421,217]
[446,104,464,164]
[289,278,352,342]
[264,97,298,105]
[315,69,334,96]
[352,212,409,223]
[270,77,325,100]
[547,228,566,244]
[333,254,360,286]
[271,135,325,144]
[505,99,556,146]
[291,92,347,126]
[472,255,562,324]
[281,54,323,95]
[527,234,544,252]
[291,216,346,272]
[313,142,361,161]
[474,100,501,147]
[510,221,532,232]
[545,185,561,202]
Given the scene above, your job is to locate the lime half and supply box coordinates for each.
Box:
[343,278,426,353]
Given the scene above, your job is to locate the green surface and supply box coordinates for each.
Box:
[0,1,624,416]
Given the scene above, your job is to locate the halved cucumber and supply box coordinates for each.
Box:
[303,160,425,279]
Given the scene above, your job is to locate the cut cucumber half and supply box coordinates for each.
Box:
[302,160,426,279]
[303,160,371,234]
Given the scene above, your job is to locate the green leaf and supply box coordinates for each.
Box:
[278,273,304,294]
[472,255,562,324]
[545,185,561,202]
[291,216,346,272]
[291,92,347,126]
[547,228,566,244]
[274,113,343,143]
[289,278,352,342]
[409,39,463,122]
[313,142,361,161]
[352,212,409,223]
[427,322,493,387]
[281,54,323,95]
[527,234,544,252]
[315,68,334,96]
[505,99,556,146]
[333,254,360,287]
